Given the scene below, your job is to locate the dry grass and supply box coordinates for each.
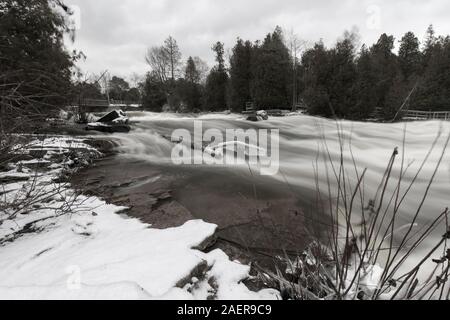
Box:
[255,121,450,300]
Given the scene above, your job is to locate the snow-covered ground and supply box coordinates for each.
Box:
[0,136,279,300]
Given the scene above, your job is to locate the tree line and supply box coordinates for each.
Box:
[141,25,450,120]
[299,25,450,120]
[2,0,450,125]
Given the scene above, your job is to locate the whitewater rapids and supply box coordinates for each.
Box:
[97,112,450,270]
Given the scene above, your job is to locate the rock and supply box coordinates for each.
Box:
[83,139,118,154]
[176,260,209,289]
[193,233,218,252]
[29,149,48,159]
[0,175,30,183]
[247,115,264,122]
[97,110,129,124]
[86,110,131,133]
[246,110,268,122]
[257,110,269,120]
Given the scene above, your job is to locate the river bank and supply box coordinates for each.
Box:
[71,153,326,269]
[3,110,450,299]
[70,112,330,269]
[70,111,450,289]
[0,131,279,299]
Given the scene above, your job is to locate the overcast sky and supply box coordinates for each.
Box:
[66,0,450,82]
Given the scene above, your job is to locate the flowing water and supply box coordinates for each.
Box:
[84,112,450,267]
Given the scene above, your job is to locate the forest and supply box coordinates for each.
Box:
[140,25,450,121]
[2,0,450,127]
[2,0,450,302]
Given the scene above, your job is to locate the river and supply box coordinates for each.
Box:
[74,112,450,269]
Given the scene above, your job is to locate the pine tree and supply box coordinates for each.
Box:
[251,27,292,109]
[0,0,75,118]
[163,36,182,82]
[300,41,332,116]
[212,42,226,72]
[416,36,450,111]
[423,25,437,55]
[398,32,422,80]
[108,76,130,101]
[229,38,253,112]
[185,56,200,84]
[181,57,202,111]
[142,71,167,112]
[370,33,400,119]
[352,45,378,119]
[204,42,229,111]
[328,35,358,117]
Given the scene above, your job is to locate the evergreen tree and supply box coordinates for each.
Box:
[180,57,202,111]
[204,42,229,111]
[327,35,358,117]
[369,33,400,119]
[398,31,422,80]
[0,0,76,119]
[301,42,333,116]
[185,57,201,84]
[108,76,130,101]
[212,42,226,72]
[124,87,141,103]
[300,31,358,118]
[416,36,450,111]
[163,36,182,82]
[229,38,253,112]
[251,26,292,109]
[142,71,167,112]
[352,45,378,119]
[423,25,437,58]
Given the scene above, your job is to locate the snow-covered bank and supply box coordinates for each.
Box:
[0,136,279,300]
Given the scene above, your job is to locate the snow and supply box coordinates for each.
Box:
[112,116,129,124]
[86,122,109,127]
[197,249,280,300]
[0,136,279,300]
[16,137,97,151]
[344,263,385,299]
[0,171,31,179]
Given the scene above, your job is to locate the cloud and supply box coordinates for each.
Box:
[66,0,450,80]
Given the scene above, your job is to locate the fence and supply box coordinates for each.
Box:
[70,99,143,112]
[402,110,450,121]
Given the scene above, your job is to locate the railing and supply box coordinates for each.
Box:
[108,100,142,107]
[402,110,450,121]
[70,99,143,112]
[77,99,110,107]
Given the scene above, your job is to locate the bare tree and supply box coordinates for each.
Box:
[145,46,170,84]
[193,56,210,84]
[129,72,144,88]
[342,25,362,55]
[286,29,308,111]
[163,36,182,81]
[145,36,182,84]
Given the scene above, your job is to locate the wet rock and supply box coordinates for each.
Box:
[193,233,218,252]
[83,139,118,154]
[97,110,129,124]
[247,110,268,122]
[176,260,209,289]
[0,175,30,183]
[86,110,131,133]
[257,110,269,120]
[29,149,48,159]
